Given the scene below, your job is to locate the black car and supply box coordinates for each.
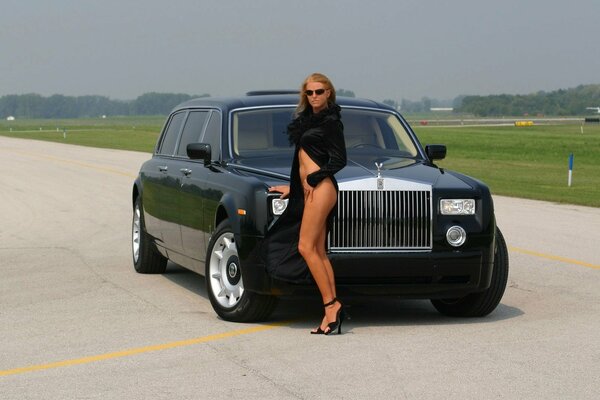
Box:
[132,93,508,322]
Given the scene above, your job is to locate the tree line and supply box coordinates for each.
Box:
[457,84,600,116]
[0,92,209,119]
[2,84,599,119]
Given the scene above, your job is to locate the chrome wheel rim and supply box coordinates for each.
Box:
[132,204,141,264]
[208,232,244,308]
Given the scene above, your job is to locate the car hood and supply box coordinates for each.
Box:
[230,154,475,191]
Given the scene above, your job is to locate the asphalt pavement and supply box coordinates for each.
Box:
[1,136,598,399]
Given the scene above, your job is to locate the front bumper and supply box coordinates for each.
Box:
[241,237,495,299]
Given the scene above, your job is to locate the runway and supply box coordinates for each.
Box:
[1,136,598,399]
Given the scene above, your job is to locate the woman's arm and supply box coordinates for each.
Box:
[306,120,347,187]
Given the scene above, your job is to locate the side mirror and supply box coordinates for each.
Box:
[425,144,446,161]
[187,143,212,166]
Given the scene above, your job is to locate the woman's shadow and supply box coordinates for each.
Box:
[162,263,523,331]
[271,296,523,332]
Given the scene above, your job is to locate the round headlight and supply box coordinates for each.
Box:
[446,226,467,247]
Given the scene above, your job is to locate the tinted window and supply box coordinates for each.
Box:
[200,112,222,159]
[158,112,186,156]
[177,111,209,157]
[343,109,419,157]
[232,108,294,157]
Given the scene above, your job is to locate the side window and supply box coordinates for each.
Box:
[176,111,210,157]
[157,112,186,156]
[200,112,221,159]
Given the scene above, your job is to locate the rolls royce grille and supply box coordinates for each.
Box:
[329,190,432,252]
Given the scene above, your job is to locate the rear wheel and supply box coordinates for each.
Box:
[132,196,167,274]
[206,220,277,322]
[431,228,509,317]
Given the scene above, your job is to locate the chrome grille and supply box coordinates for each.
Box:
[328,190,432,251]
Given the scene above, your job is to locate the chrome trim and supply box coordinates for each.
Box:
[225,163,290,181]
[328,186,432,252]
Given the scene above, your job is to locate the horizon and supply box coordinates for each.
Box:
[2,81,599,104]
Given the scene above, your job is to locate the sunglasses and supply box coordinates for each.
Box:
[305,88,327,96]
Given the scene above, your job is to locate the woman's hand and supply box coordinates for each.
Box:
[268,185,290,199]
[302,179,314,203]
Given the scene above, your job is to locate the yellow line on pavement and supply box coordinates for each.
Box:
[509,246,600,270]
[0,322,289,377]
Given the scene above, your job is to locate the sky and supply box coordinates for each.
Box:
[1,0,599,102]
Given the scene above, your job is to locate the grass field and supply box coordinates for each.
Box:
[0,116,164,153]
[2,117,599,207]
[414,123,600,207]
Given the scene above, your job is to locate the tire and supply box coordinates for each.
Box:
[206,220,277,322]
[431,227,509,317]
[132,196,167,274]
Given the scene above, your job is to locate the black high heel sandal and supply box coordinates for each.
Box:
[310,326,325,335]
[311,298,343,335]
[323,298,345,335]
[310,312,329,335]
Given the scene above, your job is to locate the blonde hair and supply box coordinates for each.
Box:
[296,72,337,115]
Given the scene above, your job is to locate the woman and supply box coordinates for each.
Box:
[265,73,347,335]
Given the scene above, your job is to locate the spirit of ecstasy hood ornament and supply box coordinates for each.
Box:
[375,162,384,190]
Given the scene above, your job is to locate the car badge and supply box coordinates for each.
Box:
[375,162,384,190]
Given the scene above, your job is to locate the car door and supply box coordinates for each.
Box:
[177,110,221,263]
[141,111,186,247]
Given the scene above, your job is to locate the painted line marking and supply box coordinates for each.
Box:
[509,246,599,270]
[0,322,289,377]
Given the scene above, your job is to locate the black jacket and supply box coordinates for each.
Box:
[288,103,347,192]
[263,103,347,283]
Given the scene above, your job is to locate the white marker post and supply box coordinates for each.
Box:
[568,153,574,187]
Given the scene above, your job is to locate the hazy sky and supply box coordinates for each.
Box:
[2,0,599,101]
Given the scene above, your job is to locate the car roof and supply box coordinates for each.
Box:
[173,93,395,113]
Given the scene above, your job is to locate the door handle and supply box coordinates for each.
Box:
[159,165,168,172]
[180,168,192,176]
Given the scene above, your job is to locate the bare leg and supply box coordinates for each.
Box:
[312,227,337,332]
[298,178,341,331]
[317,227,337,298]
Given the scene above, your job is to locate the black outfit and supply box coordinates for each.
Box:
[263,103,347,283]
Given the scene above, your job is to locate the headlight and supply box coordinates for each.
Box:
[440,199,475,215]
[271,198,289,215]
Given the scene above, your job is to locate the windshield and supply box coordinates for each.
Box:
[231,107,420,159]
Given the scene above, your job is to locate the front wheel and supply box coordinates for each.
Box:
[205,220,277,322]
[431,227,509,317]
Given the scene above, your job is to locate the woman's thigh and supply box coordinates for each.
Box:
[300,178,337,243]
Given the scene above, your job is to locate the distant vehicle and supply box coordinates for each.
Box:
[131,93,509,322]
[586,107,600,114]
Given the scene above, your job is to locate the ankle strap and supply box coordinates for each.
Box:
[323,298,338,307]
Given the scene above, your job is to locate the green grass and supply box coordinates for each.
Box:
[0,116,163,153]
[414,124,600,207]
[2,117,599,207]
